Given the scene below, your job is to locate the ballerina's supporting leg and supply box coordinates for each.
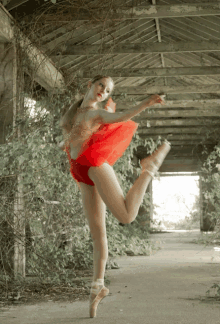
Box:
[80,183,110,318]
[89,238,109,318]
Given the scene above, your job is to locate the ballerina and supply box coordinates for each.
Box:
[59,75,171,318]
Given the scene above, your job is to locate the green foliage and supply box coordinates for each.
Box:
[206,283,220,297]
[106,214,155,258]
[201,144,220,230]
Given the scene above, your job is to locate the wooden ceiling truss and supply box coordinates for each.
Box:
[2,0,220,172]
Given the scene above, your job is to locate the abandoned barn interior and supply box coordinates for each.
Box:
[1,1,220,276]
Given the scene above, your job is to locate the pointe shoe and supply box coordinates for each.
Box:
[140,140,171,178]
[89,286,109,318]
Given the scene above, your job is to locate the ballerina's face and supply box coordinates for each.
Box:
[88,78,114,102]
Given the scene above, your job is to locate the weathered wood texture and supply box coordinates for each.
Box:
[13,44,26,277]
[0,43,14,143]
[67,3,220,20]
[0,4,65,92]
[5,0,29,11]
[159,159,201,172]
[113,85,220,95]
[59,41,220,56]
[14,175,25,277]
[81,67,220,78]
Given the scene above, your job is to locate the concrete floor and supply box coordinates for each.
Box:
[1,230,220,324]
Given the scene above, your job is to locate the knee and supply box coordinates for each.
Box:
[90,225,107,240]
[119,217,133,225]
[118,212,136,225]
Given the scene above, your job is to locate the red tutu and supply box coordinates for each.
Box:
[76,120,139,166]
[65,98,139,187]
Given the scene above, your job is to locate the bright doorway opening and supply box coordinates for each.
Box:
[152,173,200,231]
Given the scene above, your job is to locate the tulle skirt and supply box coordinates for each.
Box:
[75,120,139,166]
[66,120,139,187]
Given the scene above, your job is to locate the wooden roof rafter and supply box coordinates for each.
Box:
[1,0,220,169]
[80,66,220,78]
[0,3,65,92]
[4,0,29,11]
[52,40,220,56]
[44,2,220,21]
[152,0,166,85]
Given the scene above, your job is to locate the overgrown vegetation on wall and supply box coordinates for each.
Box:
[201,144,220,231]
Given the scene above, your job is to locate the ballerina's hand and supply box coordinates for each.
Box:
[148,94,166,106]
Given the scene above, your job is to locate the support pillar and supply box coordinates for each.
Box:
[13,40,26,277]
[0,42,16,276]
[0,41,26,277]
[199,173,216,232]
[0,42,14,143]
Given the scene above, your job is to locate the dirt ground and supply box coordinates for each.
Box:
[0,230,220,324]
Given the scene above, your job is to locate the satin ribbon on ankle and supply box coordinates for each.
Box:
[142,169,155,178]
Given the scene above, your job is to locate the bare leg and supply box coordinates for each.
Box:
[79,183,108,280]
[79,183,110,317]
[88,141,171,224]
[126,141,171,221]
[92,229,108,281]
[124,171,153,222]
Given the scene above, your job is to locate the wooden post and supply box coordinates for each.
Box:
[148,180,153,223]
[13,40,26,277]
[199,172,216,232]
[199,175,204,232]
[0,43,16,275]
[14,174,25,277]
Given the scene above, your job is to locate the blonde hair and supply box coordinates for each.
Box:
[91,75,114,92]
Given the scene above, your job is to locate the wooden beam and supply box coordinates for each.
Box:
[139,127,218,135]
[159,172,200,177]
[81,66,220,78]
[0,4,65,92]
[160,140,214,145]
[137,144,213,156]
[135,119,220,127]
[117,99,220,109]
[152,0,167,86]
[59,41,220,56]
[159,160,201,173]
[5,0,29,11]
[0,4,13,41]
[138,134,213,141]
[141,109,220,118]
[113,84,220,95]
[65,3,220,21]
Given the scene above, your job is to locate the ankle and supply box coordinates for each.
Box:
[141,169,155,178]
[92,278,104,286]
[91,279,104,295]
